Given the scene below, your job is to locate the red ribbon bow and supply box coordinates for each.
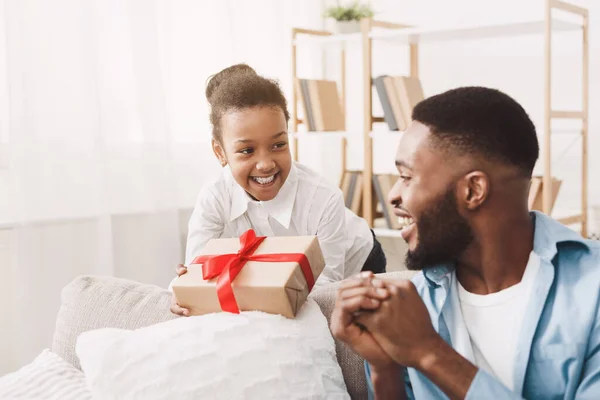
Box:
[191,229,315,314]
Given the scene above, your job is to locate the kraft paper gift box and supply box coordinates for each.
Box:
[172,230,326,319]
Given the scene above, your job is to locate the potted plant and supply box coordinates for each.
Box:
[323,1,374,34]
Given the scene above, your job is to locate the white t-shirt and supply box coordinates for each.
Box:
[184,161,373,287]
[454,252,540,390]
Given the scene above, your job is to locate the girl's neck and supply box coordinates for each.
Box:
[246,191,260,202]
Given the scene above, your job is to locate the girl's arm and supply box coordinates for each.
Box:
[185,185,227,265]
[314,191,348,287]
[169,185,225,291]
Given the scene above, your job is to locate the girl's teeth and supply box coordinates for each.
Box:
[254,175,275,185]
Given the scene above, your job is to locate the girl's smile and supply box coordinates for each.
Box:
[251,172,279,186]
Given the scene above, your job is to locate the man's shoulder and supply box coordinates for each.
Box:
[534,211,600,277]
[558,236,600,257]
[555,237,600,280]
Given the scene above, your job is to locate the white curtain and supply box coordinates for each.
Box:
[0,0,325,374]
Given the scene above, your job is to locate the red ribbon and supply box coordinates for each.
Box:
[191,229,315,314]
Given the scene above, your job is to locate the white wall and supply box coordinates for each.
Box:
[309,0,600,233]
[0,0,328,375]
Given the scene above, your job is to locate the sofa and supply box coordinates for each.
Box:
[40,270,415,399]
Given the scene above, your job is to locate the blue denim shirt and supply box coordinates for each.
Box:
[366,211,600,399]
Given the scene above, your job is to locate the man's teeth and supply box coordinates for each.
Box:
[398,217,414,227]
[253,175,275,185]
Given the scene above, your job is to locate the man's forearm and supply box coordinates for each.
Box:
[415,337,478,400]
[370,365,407,400]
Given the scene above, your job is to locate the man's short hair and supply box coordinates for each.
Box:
[412,86,539,176]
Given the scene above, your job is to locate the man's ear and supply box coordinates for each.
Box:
[212,139,227,167]
[458,171,489,211]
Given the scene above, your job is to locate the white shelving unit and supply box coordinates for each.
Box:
[369,18,581,43]
[292,0,589,236]
[293,18,581,47]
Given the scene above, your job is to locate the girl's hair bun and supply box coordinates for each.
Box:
[205,63,257,104]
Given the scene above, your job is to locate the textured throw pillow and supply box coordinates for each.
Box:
[0,349,91,400]
[76,298,350,400]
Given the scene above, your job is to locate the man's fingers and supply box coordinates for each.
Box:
[333,272,384,338]
[354,309,380,331]
[358,271,375,279]
[331,292,381,336]
[340,295,381,314]
[331,313,362,341]
[340,285,390,301]
[382,279,418,302]
[337,272,384,299]
[339,271,375,289]
[370,278,387,288]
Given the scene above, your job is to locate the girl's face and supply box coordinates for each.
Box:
[213,106,291,202]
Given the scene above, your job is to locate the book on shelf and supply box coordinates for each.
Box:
[341,171,403,227]
[295,79,315,131]
[394,76,424,126]
[374,75,425,132]
[372,174,402,230]
[528,176,561,213]
[295,78,345,132]
[351,173,363,215]
[340,170,363,216]
[340,170,354,206]
[340,170,357,207]
[373,76,401,131]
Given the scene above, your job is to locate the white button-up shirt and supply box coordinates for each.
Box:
[185,162,373,287]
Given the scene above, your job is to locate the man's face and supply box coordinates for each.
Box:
[388,121,473,271]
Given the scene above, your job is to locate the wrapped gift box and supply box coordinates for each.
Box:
[172,231,325,318]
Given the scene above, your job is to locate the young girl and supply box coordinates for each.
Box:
[171,64,386,316]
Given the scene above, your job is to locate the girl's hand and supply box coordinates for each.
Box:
[170,264,190,316]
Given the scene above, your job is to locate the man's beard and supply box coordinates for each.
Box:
[405,185,474,271]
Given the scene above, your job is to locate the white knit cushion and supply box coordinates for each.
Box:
[0,349,91,400]
[76,298,349,399]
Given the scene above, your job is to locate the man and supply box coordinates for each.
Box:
[330,87,600,399]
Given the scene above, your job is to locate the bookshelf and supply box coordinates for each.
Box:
[291,0,590,237]
[291,28,348,176]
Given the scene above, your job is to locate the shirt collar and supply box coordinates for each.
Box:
[228,163,299,229]
[228,166,251,222]
[422,210,590,287]
[260,163,298,229]
[530,210,590,261]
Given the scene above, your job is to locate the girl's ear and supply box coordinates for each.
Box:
[212,138,227,167]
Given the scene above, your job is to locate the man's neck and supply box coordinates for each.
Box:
[455,213,534,295]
